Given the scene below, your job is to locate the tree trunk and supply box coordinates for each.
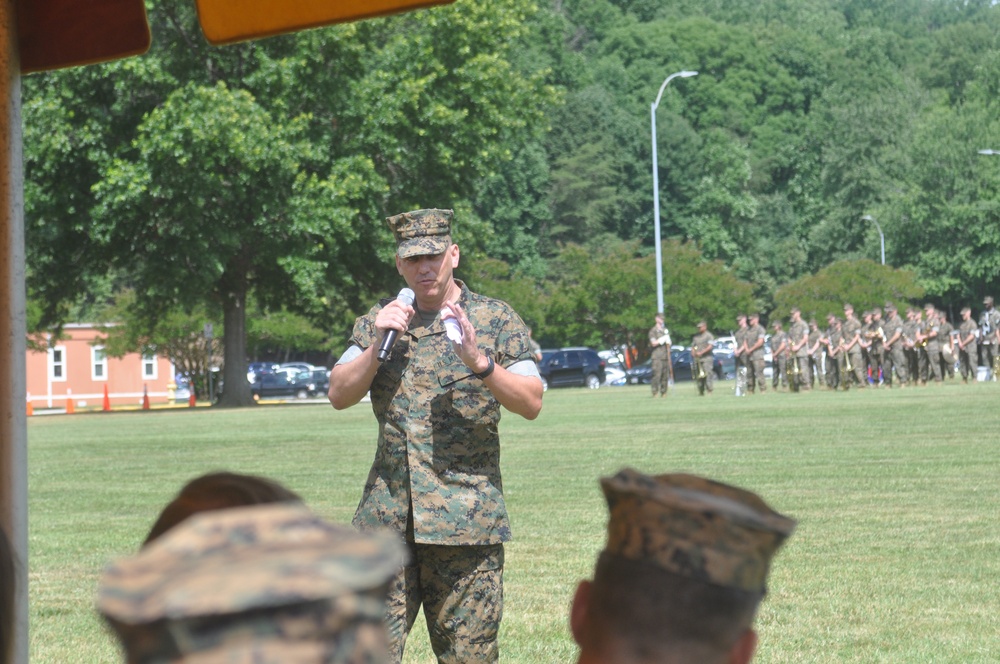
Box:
[216,282,255,407]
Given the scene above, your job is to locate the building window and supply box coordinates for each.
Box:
[142,352,158,380]
[92,346,107,381]
[49,346,66,382]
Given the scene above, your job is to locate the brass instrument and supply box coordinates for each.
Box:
[839,344,853,390]
[693,345,707,380]
[789,356,801,392]
[993,355,1000,381]
[878,326,887,344]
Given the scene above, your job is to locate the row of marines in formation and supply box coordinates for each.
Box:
[732,296,1000,393]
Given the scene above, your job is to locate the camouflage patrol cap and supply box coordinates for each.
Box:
[98,503,406,663]
[985,295,994,306]
[599,468,796,594]
[386,208,453,258]
[884,302,896,312]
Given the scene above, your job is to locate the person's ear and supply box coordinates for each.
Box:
[569,580,592,647]
[728,629,758,664]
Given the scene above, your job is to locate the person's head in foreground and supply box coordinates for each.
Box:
[571,468,796,664]
[99,502,406,664]
[143,471,303,546]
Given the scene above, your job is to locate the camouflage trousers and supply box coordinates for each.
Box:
[387,543,503,664]
[959,345,977,381]
[651,356,670,396]
[883,345,907,385]
[981,344,997,379]
[747,356,767,393]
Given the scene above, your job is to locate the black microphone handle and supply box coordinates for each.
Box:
[377,330,398,363]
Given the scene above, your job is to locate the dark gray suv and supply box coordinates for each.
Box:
[538,347,606,390]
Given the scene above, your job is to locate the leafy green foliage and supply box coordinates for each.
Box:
[773,259,924,322]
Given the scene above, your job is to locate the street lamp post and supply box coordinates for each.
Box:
[861,214,885,265]
[651,70,697,315]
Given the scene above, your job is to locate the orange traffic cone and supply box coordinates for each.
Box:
[142,385,150,410]
[65,390,75,415]
[189,391,196,407]
[26,393,33,417]
[103,385,111,412]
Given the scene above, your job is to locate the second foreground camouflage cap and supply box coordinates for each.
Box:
[386,208,453,258]
[600,468,796,593]
[97,503,407,663]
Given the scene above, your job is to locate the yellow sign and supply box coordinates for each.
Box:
[195,0,456,45]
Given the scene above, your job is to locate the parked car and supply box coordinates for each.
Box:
[538,347,607,390]
[246,361,279,383]
[625,348,726,385]
[304,368,330,396]
[278,362,316,373]
[250,371,313,400]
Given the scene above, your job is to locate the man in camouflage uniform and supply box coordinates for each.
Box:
[328,209,544,663]
[570,468,796,664]
[903,307,921,384]
[98,503,405,664]
[842,304,866,388]
[745,313,767,394]
[770,322,788,391]
[787,308,811,392]
[648,313,672,397]
[920,304,943,384]
[958,306,979,383]
[808,319,823,389]
[937,311,955,380]
[733,313,749,396]
[868,307,885,386]
[881,302,908,388]
[979,296,1000,380]
[822,314,840,390]
[691,321,715,396]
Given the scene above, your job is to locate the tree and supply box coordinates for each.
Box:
[773,259,924,322]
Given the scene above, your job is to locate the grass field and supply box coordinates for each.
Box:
[26,381,1000,663]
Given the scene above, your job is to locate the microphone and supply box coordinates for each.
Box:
[377,288,415,362]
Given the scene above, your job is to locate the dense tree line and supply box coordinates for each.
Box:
[22,0,1000,403]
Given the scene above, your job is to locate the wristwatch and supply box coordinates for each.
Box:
[473,355,495,379]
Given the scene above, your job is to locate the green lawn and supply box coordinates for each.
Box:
[26,382,1000,663]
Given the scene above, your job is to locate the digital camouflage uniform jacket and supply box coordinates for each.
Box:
[350,281,533,546]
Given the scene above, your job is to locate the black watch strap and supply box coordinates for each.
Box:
[473,355,495,379]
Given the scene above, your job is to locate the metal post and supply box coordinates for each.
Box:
[1,1,29,661]
[651,71,697,314]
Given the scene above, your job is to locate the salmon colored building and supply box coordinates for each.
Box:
[26,324,178,411]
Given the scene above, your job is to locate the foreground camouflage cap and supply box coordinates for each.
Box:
[600,468,796,593]
[386,208,453,258]
[98,503,406,663]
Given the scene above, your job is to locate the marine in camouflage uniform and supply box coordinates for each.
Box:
[787,308,811,391]
[691,321,715,396]
[98,503,405,664]
[822,314,840,390]
[808,319,823,389]
[903,308,921,384]
[868,308,885,386]
[570,468,795,664]
[979,296,1000,380]
[648,313,672,397]
[770,322,788,391]
[920,305,943,384]
[937,312,955,380]
[329,209,543,663]
[745,313,768,394]
[841,304,866,388]
[733,313,749,395]
[957,307,979,383]
[881,303,907,387]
